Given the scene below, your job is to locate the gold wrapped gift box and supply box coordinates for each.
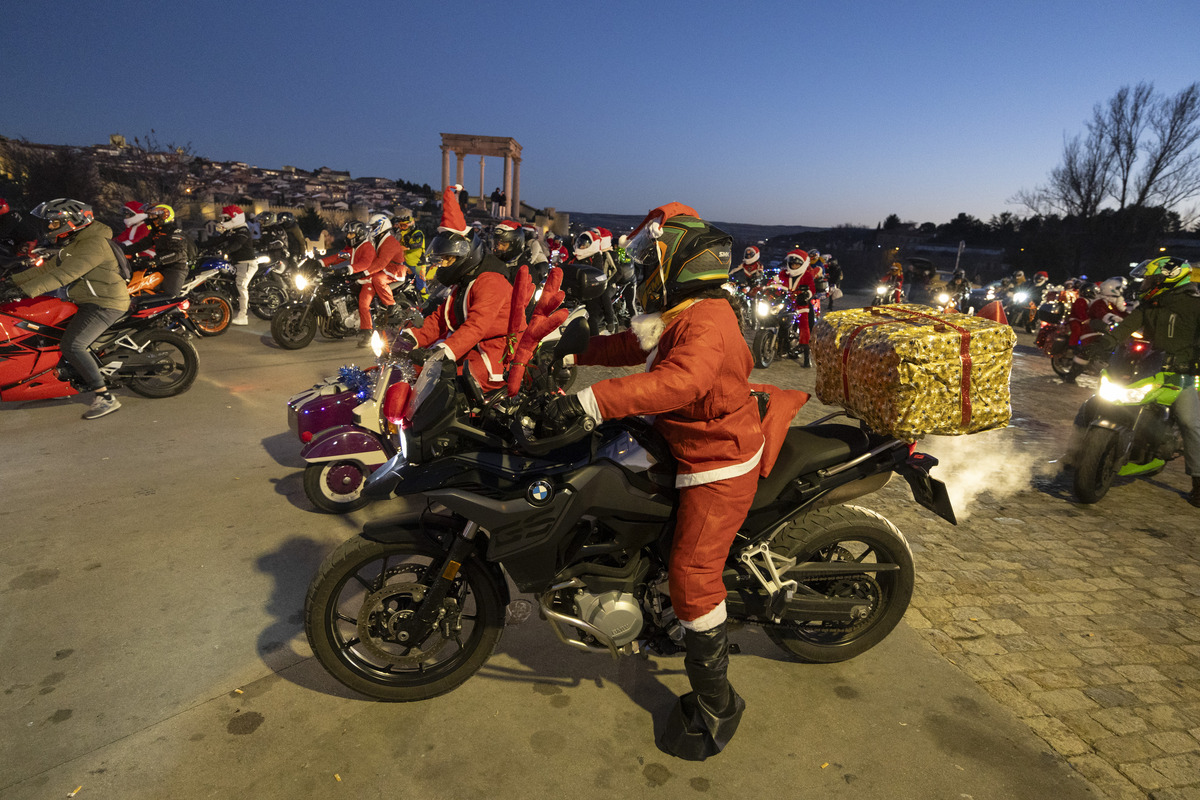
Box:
[811,304,1016,440]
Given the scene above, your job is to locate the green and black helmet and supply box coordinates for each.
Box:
[627,213,732,313]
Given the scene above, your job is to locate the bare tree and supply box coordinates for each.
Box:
[1092,82,1153,209]
[1132,83,1200,214]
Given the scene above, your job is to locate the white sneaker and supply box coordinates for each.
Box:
[83,393,121,420]
[231,314,249,326]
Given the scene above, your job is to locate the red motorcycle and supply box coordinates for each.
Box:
[0,292,200,402]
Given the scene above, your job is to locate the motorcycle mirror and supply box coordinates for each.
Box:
[558,263,607,302]
[552,316,591,360]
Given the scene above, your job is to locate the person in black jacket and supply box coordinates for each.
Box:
[123,204,190,296]
[277,212,310,261]
[207,205,257,324]
[0,198,39,257]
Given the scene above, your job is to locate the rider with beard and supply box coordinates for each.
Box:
[7,199,130,419]
[729,245,764,287]
[395,186,513,392]
[123,204,190,296]
[543,204,807,760]
[775,248,821,368]
[1089,257,1200,507]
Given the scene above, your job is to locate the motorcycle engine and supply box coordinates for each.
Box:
[574,590,644,648]
[331,296,355,328]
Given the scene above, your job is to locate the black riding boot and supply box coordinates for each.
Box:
[1189,476,1200,509]
[660,623,745,761]
[800,345,811,368]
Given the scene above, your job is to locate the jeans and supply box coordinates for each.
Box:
[234,260,259,316]
[1176,377,1200,476]
[61,304,126,392]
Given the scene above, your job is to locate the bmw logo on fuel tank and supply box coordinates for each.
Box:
[527,480,553,505]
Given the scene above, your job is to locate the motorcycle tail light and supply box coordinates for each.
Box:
[179,300,189,310]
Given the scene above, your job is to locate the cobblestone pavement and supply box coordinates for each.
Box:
[697,315,1200,800]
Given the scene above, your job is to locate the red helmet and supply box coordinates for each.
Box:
[743,246,760,264]
[0,197,9,215]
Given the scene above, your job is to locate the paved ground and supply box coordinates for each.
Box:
[0,298,1194,798]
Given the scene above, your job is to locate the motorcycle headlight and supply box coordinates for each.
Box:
[756,300,771,317]
[770,301,784,314]
[293,274,310,291]
[876,285,887,295]
[1013,291,1029,303]
[937,293,951,305]
[1098,374,1153,404]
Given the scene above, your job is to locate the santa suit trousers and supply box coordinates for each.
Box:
[357,273,395,330]
[669,466,760,624]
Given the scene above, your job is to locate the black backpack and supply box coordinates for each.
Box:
[106,239,133,281]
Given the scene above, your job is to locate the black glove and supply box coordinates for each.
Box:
[0,279,24,303]
[408,347,431,363]
[544,394,585,429]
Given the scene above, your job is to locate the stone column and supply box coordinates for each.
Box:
[440,146,450,190]
[479,156,486,208]
[455,154,465,187]
[512,158,521,221]
[502,156,513,218]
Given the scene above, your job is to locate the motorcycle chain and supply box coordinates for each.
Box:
[765,572,883,635]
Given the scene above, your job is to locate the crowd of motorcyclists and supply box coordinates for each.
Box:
[4,180,1200,766]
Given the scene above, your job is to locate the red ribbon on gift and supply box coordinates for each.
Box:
[839,306,974,427]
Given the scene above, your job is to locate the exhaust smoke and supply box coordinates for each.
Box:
[919,426,1060,520]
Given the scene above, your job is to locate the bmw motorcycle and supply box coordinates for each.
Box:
[304,315,957,702]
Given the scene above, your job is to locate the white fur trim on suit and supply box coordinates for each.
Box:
[630,312,665,351]
[680,600,727,630]
[576,387,603,423]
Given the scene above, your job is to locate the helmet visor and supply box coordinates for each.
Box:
[624,221,663,270]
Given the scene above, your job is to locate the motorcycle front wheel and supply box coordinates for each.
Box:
[121,330,200,398]
[751,328,777,369]
[271,303,318,350]
[1073,427,1121,503]
[188,290,232,336]
[304,460,371,514]
[764,505,914,663]
[305,535,505,701]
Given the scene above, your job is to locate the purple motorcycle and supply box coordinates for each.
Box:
[287,332,414,513]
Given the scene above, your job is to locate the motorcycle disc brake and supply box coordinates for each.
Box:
[356,581,453,667]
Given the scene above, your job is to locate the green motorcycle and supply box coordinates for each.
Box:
[1071,338,1188,503]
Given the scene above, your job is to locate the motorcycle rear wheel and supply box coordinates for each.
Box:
[304,461,370,514]
[122,330,200,398]
[305,536,505,701]
[764,506,914,663]
[752,328,777,369]
[271,304,318,350]
[1073,427,1120,503]
[252,276,288,320]
[189,291,232,336]
[1050,353,1075,377]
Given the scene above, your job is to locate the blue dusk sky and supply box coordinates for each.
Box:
[3,0,1197,227]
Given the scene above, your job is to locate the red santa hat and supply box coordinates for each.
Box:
[438,184,470,236]
[743,246,760,264]
[785,248,811,275]
[123,200,147,225]
[595,227,613,251]
[494,219,521,232]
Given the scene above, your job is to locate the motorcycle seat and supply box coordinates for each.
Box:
[750,424,870,511]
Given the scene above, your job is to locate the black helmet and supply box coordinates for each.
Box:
[491,220,525,263]
[342,220,368,246]
[257,211,277,227]
[277,211,296,226]
[427,230,485,285]
[627,213,732,312]
[1079,281,1098,300]
[31,198,94,243]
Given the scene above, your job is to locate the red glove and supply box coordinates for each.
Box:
[506,267,568,397]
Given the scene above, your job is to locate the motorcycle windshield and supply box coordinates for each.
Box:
[405,357,443,422]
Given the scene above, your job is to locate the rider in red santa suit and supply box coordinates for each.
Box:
[544,204,806,760]
[774,248,820,367]
[729,245,764,287]
[116,200,153,256]
[349,213,404,346]
[396,186,513,391]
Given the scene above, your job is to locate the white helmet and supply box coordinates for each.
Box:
[368,213,392,239]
